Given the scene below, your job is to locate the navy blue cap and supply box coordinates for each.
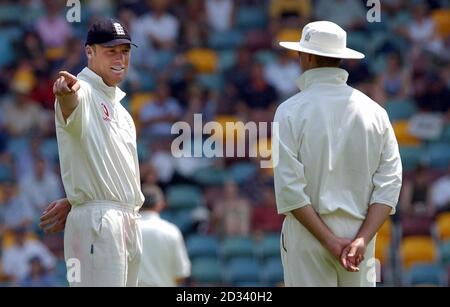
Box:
[86,18,137,47]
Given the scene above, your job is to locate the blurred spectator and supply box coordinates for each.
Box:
[53,37,87,76]
[431,164,450,213]
[341,59,370,86]
[1,227,56,284]
[20,256,56,287]
[30,70,55,111]
[2,70,50,138]
[138,185,191,287]
[139,81,182,140]
[211,180,251,237]
[264,48,301,99]
[269,0,311,21]
[133,0,179,51]
[314,0,366,31]
[19,156,63,217]
[401,2,440,47]
[251,187,283,234]
[376,52,411,99]
[400,164,434,217]
[205,0,235,32]
[35,0,73,49]
[14,31,48,74]
[0,180,34,229]
[415,73,450,113]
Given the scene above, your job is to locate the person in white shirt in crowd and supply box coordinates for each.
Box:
[205,0,235,32]
[264,48,302,99]
[138,185,191,287]
[273,21,402,287]
[19,155,63,217]
[431,163,450,214]
[39,18,144,287]
[2,226,56,285]
[1,179,35,230]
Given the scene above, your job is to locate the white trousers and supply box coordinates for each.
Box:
[64,202,142,287]
[281,210,377,287]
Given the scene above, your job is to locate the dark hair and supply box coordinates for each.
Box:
[141,185,164,210]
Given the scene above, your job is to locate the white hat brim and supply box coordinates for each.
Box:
[279,42,365,59]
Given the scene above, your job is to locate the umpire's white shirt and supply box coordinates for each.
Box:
[55,67,144,209]
[138,211,191,287]
[273,68,402,219]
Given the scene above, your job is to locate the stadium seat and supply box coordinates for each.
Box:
[196,73,224,91]
[438,241,450,267]
[208,30,244,50]
[218,50,236,72]
[166,185,202,210]
[406,263,445,286]
[186,234,219,259]
[399,146,424,171]
[256,233,280,260]
[436,212,450,241]
[440,124,450,143]
[254,50,277,65]
[424,143,450,169]
[191,257,223,285]
[221,236,255,260]
[40,138,59,162]
[225,257,261,284]
[236,6,268,31]
[185,48,218,74]
[392,121,421,146]
[192,166,228,186]
[261,258,284,286]
[385,99,417,122]
[431,9,450,38]
[400,236,437,269]
[227,162,257,184]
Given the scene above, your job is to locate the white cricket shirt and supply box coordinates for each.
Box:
[55,67,144,209]
[273,68,402,219]
[138,211,191,287]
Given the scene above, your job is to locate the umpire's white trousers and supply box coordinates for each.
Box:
[64,202,142,287]
[281,210,376,287]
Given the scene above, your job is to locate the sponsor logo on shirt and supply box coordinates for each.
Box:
[101,103,111,122]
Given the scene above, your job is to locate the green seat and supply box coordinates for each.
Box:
[166,185,202,210]
[399,146,424,171]
[191,257,223,285]
[192,167,228,186]
[256,233,280,260]
[385,99,417,122]
[221,236,255,260]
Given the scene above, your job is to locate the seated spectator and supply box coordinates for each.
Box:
[2,71,50,138]
[0,180,34,230]
[139,81,183,140]
[431,164,450,213]
[400,164,434,218]
[20,256,56,287]
[35,0,73,50]
[205,0,235,32]
[2,227,56,284]
[19,156,63,217]
[264,49,301,99]
[251,187,283,234]
[211,180,251,237]
[133,0,179,51]
[376,52,411,99]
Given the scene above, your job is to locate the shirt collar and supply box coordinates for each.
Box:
[296,67,349,91]
[140,211,159,220]
[77,67,126,103]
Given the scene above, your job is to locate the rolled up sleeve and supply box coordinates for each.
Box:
[370,119,403,214]
[273,109,311,215]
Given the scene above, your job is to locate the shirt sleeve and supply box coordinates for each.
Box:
[54,82,90,138]
[273,107,311,215]
[370,117,403,214]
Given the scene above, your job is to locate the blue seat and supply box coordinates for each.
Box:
[186,234,219,259]
[196,73,224,91]
[261,258,283,286]
[166,185,202,210]
[226,257,261,284]
[440,124,450,143]
[227,162,257,184]
[208,30,244,50]
[423,143,450,169]
[407,263,444,286]
[192,167,228,186]
[40,138,59,162]
[399,146,424,171]
[221,236,255,260]
[191,257,223,285]
[439,241,450,267]
[236,6,267,31]
[385,99,417,122]
[256,233,280,260]
[218,50,237,72]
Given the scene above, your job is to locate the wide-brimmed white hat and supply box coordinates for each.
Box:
[279,21,365,60]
